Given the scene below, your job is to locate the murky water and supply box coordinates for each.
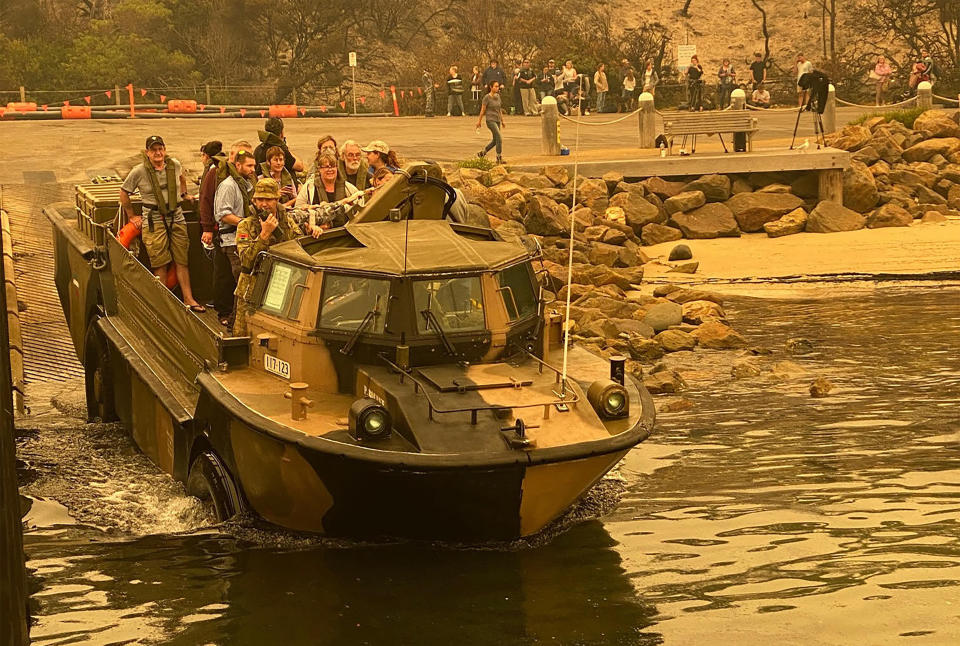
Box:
[17,287,960,645]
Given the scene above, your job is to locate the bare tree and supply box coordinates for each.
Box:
[750,0,770,63]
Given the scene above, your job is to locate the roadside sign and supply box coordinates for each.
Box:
[677,44,696,71]
[349,52,357,67]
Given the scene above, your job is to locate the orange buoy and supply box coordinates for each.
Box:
[116,221,140,247]
[116,221,179,289]
[268,104,297,118]
[61,105,92,119]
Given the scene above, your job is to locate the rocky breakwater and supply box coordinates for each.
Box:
[447,162,751,394]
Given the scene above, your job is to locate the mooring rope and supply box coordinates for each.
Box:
[557,106,642,126]
[836,95,917,109]
[933,93,959,105]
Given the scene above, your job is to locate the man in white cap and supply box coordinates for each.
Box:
[362,140,399,178]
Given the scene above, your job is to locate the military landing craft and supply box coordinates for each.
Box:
[45,162,654,540]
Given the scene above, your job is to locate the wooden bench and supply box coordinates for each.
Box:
[661,111,760,155]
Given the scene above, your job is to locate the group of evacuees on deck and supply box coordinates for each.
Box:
[119,117,402,335]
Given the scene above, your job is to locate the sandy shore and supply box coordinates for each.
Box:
[641,220,960,286]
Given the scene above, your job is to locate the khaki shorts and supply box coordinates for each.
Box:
[142,211,189,269]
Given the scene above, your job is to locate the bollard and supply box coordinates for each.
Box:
[284,382,314,421]
[638,92,656,148]
[731,88,745,111]
[917,81,933,110]
[18,86,25,102]
[823,84,837,134]
[540,96,560,156]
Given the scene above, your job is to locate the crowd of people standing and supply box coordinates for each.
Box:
[120,116,404,335]
[435,48,950,116]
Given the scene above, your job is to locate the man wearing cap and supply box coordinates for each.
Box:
[233,177,313,335]
[120,135,204,311]
[213,146,257,327]
[363,140,399,178]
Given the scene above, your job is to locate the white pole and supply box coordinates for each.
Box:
[352,66,357,115]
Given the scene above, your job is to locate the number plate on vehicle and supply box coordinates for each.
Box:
[263,354,291,379]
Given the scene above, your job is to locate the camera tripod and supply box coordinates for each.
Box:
[789,104,827,150]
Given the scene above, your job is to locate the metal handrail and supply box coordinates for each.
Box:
[378,353,579,425]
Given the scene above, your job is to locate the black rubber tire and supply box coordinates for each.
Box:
[84,323,117,422]
[186,450,247,522]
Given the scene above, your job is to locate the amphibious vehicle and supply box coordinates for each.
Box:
[45,162,654,540]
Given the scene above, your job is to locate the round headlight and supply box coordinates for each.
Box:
[605,390,626,415]
[363,409,390,436]
[349,398,392,440]
[587,379,629,419]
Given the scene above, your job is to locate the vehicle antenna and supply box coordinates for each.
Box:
[403,207,410,275]
[560,76,585,398]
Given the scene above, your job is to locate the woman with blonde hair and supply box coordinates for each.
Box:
[871,56,892,106]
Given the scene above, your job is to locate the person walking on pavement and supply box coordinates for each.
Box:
[446,65,465,116]
[476,81,506,165]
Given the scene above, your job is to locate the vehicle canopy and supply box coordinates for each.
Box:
[269,219,530,276]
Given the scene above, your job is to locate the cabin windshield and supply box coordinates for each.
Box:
[413,276,485,333]
[318,274,391,332]
[496,263,537,321]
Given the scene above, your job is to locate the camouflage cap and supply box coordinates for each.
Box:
[253,177,281,199]
[361,140,389,155]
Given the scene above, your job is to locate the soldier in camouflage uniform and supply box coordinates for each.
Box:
[232,177,305,335]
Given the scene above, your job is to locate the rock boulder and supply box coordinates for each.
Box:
[842,161,879,213]
[725,192,805,232]
[866,203,913,228]
[805,201,866,233]
[641,223,683,246]
[670,203,740,239]
[913,110,960,138]
[609,191,663,235]
[692,320,746,349]
[682,174,731,202]
[664,190,707,215]
[763,208,808,238]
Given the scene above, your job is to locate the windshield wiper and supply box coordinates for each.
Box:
[420,307,458,356]
[340,295,380,356]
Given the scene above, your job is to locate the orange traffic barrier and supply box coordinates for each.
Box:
[61,106,92,119]
[116,221,179,288]
[269,104,298,118]
[167,99,197,114]
[6,102,37,112]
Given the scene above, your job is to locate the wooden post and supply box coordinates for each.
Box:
[292,87,298,106]
[818,168,843,204]
[823,84,837,134]
[540,96,560,156]
[917,81,933,110]
[114,85,121,106]
[638,92,656,148]
[18,86,25,102]
[205,83,211,106]
[731,88,745,110]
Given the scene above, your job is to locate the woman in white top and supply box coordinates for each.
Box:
[621,69,637,112]
[561,60,578,94]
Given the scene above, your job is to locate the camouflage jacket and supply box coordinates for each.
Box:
[236,209,303,273]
